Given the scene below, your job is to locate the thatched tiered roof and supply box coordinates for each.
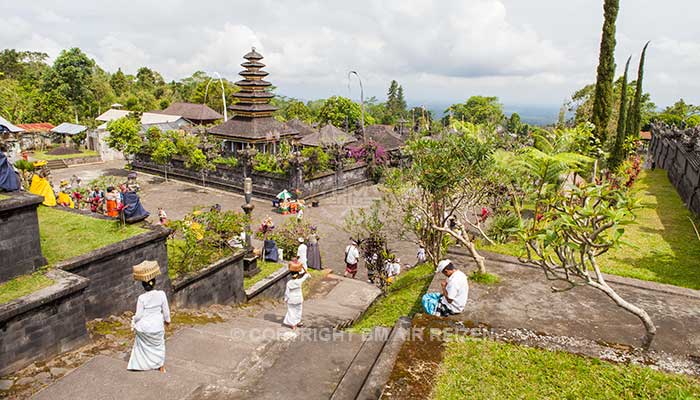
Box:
[301,124,357,147]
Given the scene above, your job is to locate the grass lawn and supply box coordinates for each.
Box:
[167,239,233,280]
[432,337,700,400]
[350,263,433,333]
[31,149,99,161]
[483,170,700,290]
[0,271,54,305]
[244,260,285,290]
[38,206,146,265]
[0,194,8,200]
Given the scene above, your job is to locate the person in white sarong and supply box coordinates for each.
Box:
[283,270,310,329]
[128,278,171,372]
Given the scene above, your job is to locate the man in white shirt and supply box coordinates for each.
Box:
[344,239,360,279]
[435,259,469,316]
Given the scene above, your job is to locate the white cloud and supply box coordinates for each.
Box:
[2,0,699,109]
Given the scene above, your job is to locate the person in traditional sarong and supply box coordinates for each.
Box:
[105,186,119,217]
[344,239,360,279]
[0,150,20,192]
[29,174,56,206]
[128,261,170,372]
[283,269,310,329]
[306,230,322,270]
[385,256,401,285]
[57,180,74,208]
[296,237,308,269]
[122,190,150,222]
[264,238,280,262]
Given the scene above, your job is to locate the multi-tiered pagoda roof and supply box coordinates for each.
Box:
[209,48,297,141]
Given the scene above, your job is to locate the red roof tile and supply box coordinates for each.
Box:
[16,123,55,132]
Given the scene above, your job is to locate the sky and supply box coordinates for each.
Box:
[2,0,699,115]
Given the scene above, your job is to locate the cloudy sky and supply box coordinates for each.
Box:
[2,0,698,113]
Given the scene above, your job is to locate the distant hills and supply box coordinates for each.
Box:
[420,102,561,127]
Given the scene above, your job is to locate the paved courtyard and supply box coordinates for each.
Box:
[51,161,417,277]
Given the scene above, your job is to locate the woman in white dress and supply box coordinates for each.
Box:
[128,270,171,372]
[283,269,310,329]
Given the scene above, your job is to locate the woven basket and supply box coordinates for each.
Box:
[132,260,161,282]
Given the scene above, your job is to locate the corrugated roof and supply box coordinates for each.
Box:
[96,109,185,125]
[0,115,24,133]
[300,124,357,147]
[16,123,55,132]
[640,131,652,140]
[51,123,88,135]
[155,102,223,122]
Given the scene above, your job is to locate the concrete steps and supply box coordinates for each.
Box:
[46,159,68,170]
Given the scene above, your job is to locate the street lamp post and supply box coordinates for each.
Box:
[348,71,365,142]
[241,177,260,276]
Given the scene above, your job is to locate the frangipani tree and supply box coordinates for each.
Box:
[520,180,656,349]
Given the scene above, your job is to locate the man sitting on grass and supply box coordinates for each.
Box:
[422,259,469,317]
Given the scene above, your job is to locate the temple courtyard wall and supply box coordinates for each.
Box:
[649,132,700,216]
[0,193,47,281]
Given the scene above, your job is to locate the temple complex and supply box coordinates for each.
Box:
[209,48,298,154]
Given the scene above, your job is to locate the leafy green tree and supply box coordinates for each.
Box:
[444,96,505,126]
[384,123,497,271]
[105,116,142,160]
[150,130,178,181]
[506,112,528,136]
[318,96,362,131]
[278,100,313,123]
[591,0,620,143]
[301,146,330,176]
[110,68,131,97]
[626,42,650,138]
[50,48,95,115]
[652,99,700,128]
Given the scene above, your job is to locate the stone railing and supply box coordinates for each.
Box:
[649,124,700,216]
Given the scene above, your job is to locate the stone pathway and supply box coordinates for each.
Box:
[31,274,382,400]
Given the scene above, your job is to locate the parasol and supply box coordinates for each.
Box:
[276,189,293,200]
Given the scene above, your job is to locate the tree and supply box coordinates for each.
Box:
[149,129,177,181]
[626,42,650,138]
[50,48,95,116]
[444,96,504,126]
[506,113,528,136]
[591,0,620,143]
[279,100,313,123]
[343,201,392,292]
[520,180,656,349]
[318,96,362,131]
[652,99,700,128]
[609,56,632,170]
[110,68,130,97]
[105,116,142,160]
[383,124,497,272]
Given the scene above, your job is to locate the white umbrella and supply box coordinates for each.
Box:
[276,190,293,200]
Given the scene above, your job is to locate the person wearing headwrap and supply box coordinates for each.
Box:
[421,259,469,317]
[283,268,310,329]
[128,261,170,372]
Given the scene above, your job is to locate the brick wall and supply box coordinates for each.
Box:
[0,193,47,282]
[0,269,89,375]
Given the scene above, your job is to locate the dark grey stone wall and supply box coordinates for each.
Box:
[0,269,89,375]
[649,133,700,216]
[172,252,246,309]
[245,266,291,301]
[55,225,171,319]
[131,154,369,199]
[0,193,47,282]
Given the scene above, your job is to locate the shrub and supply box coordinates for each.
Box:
[253,152,286,175]
[168,208,249,279]
[256,218,315,258]
[301,147,331,176]
[213,156,239,168]
[488,213,522,244]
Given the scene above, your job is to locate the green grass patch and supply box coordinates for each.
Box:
[31,149,99,161]
[38,206,146,265]
[0,271,54,304]
[244,260,285,290]
[350,263,434,333]
[469,271,500,285]
[0,194,8,200]
[483,170,700,290]
[432,337,700,399]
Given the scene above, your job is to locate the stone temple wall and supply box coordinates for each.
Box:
[0,193,47,282]
[649,125,700,216]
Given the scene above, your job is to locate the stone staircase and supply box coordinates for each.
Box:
[31,275,409,400]
[46,159,69,170]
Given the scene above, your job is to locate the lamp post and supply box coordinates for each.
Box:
[241,177,254,249]
[348,71,365,142]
